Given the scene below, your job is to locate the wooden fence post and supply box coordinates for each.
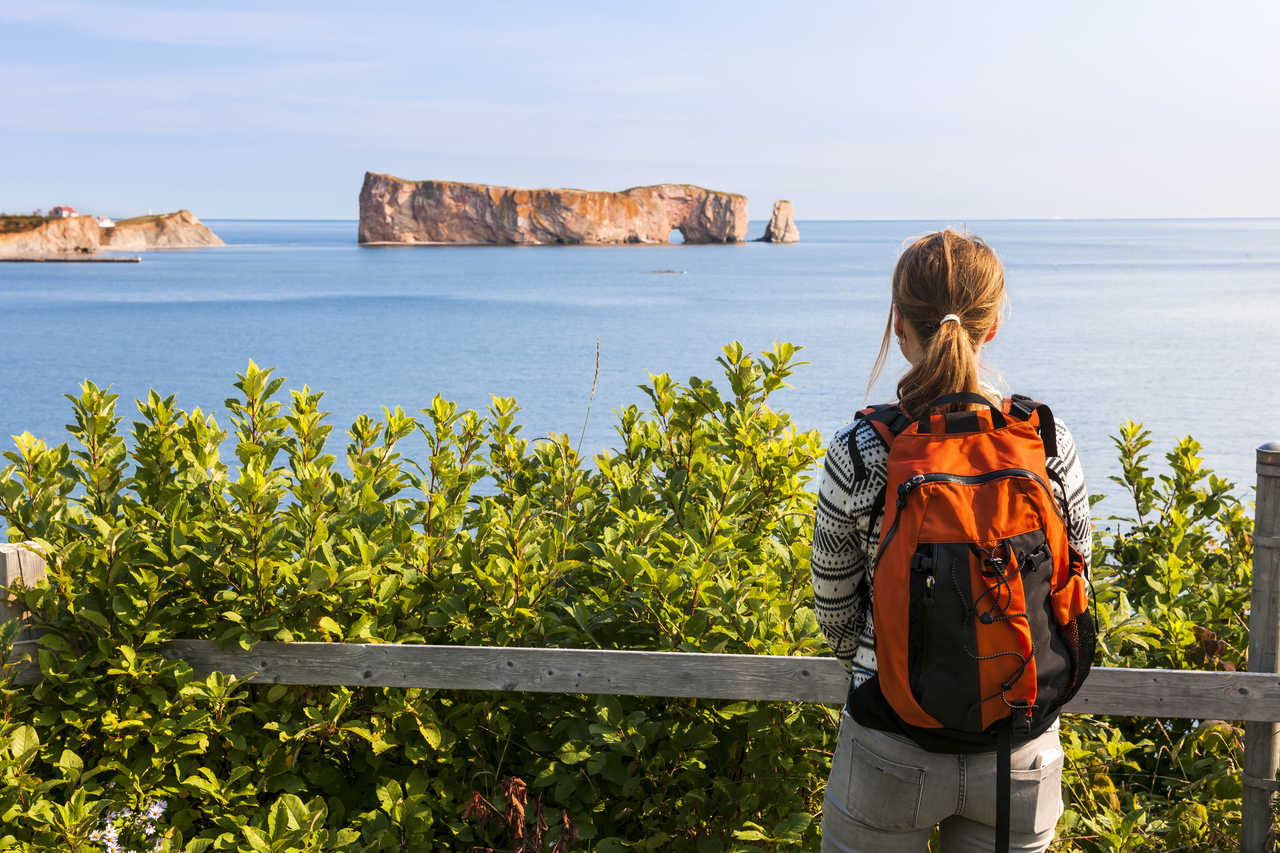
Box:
[1,543,47,679]
[1244,441,1280,853]
[0,542,46,624]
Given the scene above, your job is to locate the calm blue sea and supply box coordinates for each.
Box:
[2,219,1278,517]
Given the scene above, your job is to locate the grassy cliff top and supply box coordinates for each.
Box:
[0,215,51,234]
[365,172,747,199]
[113,211,188,226]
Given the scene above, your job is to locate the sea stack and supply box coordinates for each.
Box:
[357,172,750,245]
[758,200,799,243]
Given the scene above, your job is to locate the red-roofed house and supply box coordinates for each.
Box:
[50,206,77,218]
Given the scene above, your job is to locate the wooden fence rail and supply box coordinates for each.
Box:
[5,442,1280,851]
[157,640,1280,723]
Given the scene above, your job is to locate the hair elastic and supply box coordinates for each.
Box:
[939,314,961,325]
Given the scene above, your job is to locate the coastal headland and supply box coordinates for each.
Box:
[0,210,224,258]
[358,172,751,245]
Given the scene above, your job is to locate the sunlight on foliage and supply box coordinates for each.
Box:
[1,344,830,852]
[1054,421,1258,852]
[0,353,1264,851]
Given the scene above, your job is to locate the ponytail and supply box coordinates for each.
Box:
[896,313,983,415]
[868,230,1005,417]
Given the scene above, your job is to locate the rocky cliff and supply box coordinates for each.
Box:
[0,210,223,257]
[102,210,224,250]
[0,216,102,255]
[358,172,749,245]
[758,200,799,243]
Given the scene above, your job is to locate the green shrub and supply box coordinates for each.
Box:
[1056,422,1257,852]
[0,347,1264,852]
[1,343,829,852]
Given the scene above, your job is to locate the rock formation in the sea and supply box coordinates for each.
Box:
[758,200,799,243]
[358,172,749,245]
[100,210,225,251]
[0,210,223,256]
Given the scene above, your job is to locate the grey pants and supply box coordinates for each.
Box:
[821,712,1063,853]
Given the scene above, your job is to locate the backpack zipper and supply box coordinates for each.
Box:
[875,468,1063,570]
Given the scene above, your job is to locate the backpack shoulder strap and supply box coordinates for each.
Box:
[1008,394,1059,459]
[854,403,912,450]
[843,404,901,483]
[848,405,909,555]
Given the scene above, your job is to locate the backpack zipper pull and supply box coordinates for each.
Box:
[924,574,936,604]
[897,474,927,508]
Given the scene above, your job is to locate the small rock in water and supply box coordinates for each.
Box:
[646,269,686,274]
[758,200,799,243]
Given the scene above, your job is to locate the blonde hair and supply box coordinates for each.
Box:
[866,230,1006,416]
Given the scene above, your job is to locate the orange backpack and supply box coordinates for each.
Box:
[847,392,1094,850]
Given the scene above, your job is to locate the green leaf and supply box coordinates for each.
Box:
[78,609,111,630]
[770,811,812,841]
[594,839,630,853]
[376,779,403,813]
[241,825,271,853]
[558,743,592,765]
[281,793,309,828]
[9,725,38,762]
[55,748,83,777]
[268,793,306,838]
[417,720,442,750]
[732,829,770,841]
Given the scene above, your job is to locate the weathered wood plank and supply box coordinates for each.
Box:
[2,543,46,684]
[1065,667,1280,721]
[162,641,851,703]
[162,640,1280,721]
[0,542,46,624]
[1244,441,1280,852]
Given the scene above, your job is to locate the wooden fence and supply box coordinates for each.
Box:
[4,442,1280,851]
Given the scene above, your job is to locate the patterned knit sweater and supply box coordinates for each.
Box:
[810,407,1091,688]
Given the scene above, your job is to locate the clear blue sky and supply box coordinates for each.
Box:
[3,0,1278,220]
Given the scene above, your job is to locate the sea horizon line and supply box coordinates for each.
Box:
[202,215,1280,224]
